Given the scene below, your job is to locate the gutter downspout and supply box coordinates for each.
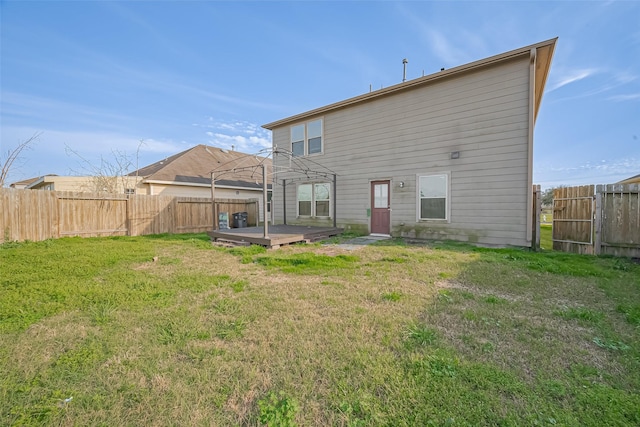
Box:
[526,47,537,244]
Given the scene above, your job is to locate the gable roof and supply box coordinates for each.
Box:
[9,175,52,188]
[263,38,557,130]
[129,145,271,189]
[618,173,640,185]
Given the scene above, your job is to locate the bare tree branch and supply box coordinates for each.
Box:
[0,132,42,187]
[65,144,137,194]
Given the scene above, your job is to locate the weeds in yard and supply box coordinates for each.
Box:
[87,301,118,325]
[1,234,639,426]
[258,391,299,427]
[381,291,402,302]
[320,231,366,244]
[214,318,248,340]
[592,337,630,351]
[252,252,359,274]
[484,295,507,304]
[555,306,604,324]
[617,304,640,326]
[227,244,267,264]
[404,323,438,348]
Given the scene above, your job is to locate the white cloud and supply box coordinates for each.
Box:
[548,68,598,92]
[195,119,272,154]
[1,91,134,131]
[613,71,638,85]
[607,93,640,102]
[425,29,473,65]
[535,157,640,188]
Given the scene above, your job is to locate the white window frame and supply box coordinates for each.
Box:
[417,172,450,222]
[290,118,323,157]
[267,190,272,214]
[297,182,331,218]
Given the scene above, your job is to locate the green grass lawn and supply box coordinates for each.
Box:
[1,234,639,426]
[540,224,552,250]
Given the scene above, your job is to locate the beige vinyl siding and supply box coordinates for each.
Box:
[147,183,266,219]
[272,55,533,246]
[147,183,210,198]
[39,177,96,192]
[28,176,144,194]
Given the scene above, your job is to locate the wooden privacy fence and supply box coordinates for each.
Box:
[0,188,258,243]
[553,184,640,257]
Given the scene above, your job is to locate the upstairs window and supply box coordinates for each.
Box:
[418,174,448,220]
[297,182,331,218]
[291,125,305,157]
[307,120,322,154]
[291,119,323,156]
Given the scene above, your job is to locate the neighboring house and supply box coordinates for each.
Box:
[617,174,640,185]
[8,176,42,189]
[129,144,272,216]
[10,174,141,193]
[263,38,557,247]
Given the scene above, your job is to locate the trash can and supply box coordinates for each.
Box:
[232,211,248,228]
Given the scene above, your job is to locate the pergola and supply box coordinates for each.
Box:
[210,147,337,239]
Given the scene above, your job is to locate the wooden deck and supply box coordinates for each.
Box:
[207,225,344,248]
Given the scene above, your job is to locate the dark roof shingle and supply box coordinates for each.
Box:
[129,145,271,188]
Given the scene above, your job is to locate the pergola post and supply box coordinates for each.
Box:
[210,172,217,230]
[262,164,269,238]
[282,179,287,225]
[332,173,337,228]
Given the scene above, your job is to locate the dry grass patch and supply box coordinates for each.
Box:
[2,234,639,426]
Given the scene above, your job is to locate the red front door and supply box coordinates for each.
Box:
[371,180,390,235]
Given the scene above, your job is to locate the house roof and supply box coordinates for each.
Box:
[618,173,640,184]
[9,175,52,188]
[263,38,557,130]
[129,145,271,189]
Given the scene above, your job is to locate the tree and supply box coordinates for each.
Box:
[0,132,41,187]
[541,185,567,206]
[64,139,146,194]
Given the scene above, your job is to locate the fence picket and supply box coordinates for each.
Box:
[552,184,639,257]
[0,188,257,243]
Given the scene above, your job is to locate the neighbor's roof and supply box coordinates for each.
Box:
[617,173,640,185]
[129,145,272,189]
[9,175,50,188]
[263,38,557,130]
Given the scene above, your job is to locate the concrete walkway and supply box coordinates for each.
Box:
[331,235,391,250]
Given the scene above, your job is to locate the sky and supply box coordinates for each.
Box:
[1,0,639,189]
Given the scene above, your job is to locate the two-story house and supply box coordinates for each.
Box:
[263,38,557,247]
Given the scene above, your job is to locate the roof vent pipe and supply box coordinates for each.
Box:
[402,58,408,82]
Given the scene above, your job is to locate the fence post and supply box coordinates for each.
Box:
[126,195,131,236]
[56,191,62,239]
[594,185,602,255]
[254,200,260,227]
